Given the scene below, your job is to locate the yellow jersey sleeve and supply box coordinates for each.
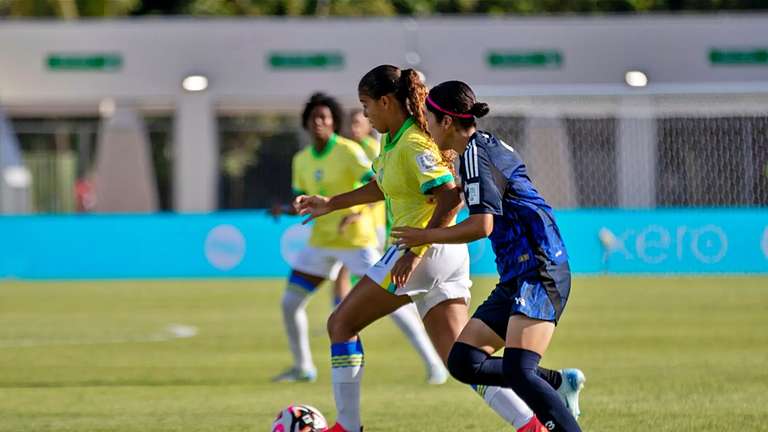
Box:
[360,136,381,162]
[339,140,375,185]
[403,136,454,194]
[291,152,307,195]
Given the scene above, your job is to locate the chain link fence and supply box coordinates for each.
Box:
[10,94,768,213]
[11,116,173,213]
[478,94,768,209]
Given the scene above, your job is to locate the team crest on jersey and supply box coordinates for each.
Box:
[466,182,480,205]
[415,152,438,173]
[314,169,323,181]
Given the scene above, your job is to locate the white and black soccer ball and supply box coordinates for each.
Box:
[271,404,328,432]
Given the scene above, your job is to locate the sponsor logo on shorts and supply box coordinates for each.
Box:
[514,297,526,307]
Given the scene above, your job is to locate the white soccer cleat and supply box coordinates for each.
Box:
[271,367,317,383]
[557,368,586,420]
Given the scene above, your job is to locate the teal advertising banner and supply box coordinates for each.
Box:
[0,209,765,279]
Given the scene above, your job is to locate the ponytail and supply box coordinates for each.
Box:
[397,69,429,136]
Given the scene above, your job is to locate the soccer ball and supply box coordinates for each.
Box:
[271,404,328,432]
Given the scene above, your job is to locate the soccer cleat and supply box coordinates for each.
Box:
[426,365,449,385]
[517,416,548,432]
[557,368,586,420]
[270,367,317,383]
[326,423,363,432]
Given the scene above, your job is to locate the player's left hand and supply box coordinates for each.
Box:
[391,226,430,248]
[391,250,421,289]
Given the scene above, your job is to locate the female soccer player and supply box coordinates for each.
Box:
[348,108,387,249]
[296,66,566,432]
[349,108,379,161]
[391,81,584,432]
[272,92,445,385]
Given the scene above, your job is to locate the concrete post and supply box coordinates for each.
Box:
[173,91,218,212]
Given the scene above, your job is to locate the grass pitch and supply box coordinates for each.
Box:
[1,276,767,431]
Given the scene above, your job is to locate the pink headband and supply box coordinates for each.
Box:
[426,95,474,119]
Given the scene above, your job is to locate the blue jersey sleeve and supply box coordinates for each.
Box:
[461,142,503,215]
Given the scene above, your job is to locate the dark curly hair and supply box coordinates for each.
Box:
[301,92,343,133]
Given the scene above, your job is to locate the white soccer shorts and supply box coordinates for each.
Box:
[365,243,472,317]
[292,246,382,279]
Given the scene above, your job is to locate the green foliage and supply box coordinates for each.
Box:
[0,0,139,17]
[1,0,766,17]
[330,0,397,16]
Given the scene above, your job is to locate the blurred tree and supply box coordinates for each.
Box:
[329,0,396,16]
[0,0,766,17]
[186,0,306,15]
[130,0,188,15]
[0,0,138,17]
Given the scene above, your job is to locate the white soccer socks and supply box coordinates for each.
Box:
[388,303,447,383]
[473,385,535,430]
[331,339,365,432]
[281,286,314,373]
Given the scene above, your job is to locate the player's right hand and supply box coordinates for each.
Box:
[269,203,283,219]
[294,195,331,224]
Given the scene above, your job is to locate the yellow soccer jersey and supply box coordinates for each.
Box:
[358,136,380,162]
[372,118,455,255]
[356,135,387,237]
[292,134,377,249]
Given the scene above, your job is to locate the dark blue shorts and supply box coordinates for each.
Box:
[472,261,571,340]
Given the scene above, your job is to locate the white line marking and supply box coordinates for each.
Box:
[0,324,198,348]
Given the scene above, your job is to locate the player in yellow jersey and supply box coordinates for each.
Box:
[296,66,553,432]
[349,108,380,162]
[333,109,385,310]
[272,93,446,384]
[349,108,387,247]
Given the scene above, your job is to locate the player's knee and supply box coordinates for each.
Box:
[281,289,306,313]
[446,342,483,384]
[502,348,538,395]
[326,310,353,342]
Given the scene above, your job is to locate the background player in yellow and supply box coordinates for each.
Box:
[272,92,446,384]
[333,109,386,310]
[349,108,387,247]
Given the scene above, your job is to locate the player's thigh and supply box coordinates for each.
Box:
[505,315,555,356]
[456,318,506,355]
[409,243,472,317]
[469,284,515,344]
[422,298,470,362]
[328,276,412,343]
[503,263,569,355]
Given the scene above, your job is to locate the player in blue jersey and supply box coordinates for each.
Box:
[392,81,585,432]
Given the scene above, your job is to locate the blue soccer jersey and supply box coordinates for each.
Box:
[459,131,568,282]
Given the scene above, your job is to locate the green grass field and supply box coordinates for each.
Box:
[1,277,767,431]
